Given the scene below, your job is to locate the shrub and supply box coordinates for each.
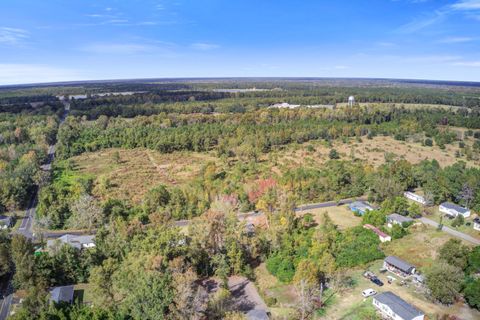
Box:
[329,149,340,159]
[424,138,433,147]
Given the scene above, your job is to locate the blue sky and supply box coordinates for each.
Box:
[1,0,480,84]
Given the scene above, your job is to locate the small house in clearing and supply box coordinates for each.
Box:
[363,224,391,242]
[47,234,95,251]
[384,256,416,278]
[50,285,74,304]
[348,201,374,216]
[439,202,471,218]
[404,192,429,205]
[0,215,13,229]
[474,217,480,231]
[373,291,424,320]
[386,214,413,228]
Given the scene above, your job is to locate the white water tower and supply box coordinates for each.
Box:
[348,96,355,107]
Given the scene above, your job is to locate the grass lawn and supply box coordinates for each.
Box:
[299,205,362,230]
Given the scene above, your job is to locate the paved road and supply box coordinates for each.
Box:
[174,197,364,227]
[419,217,480,245]
[0,102,70,320]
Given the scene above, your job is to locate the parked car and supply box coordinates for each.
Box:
[362,288,377,297]
[370,276,384,286]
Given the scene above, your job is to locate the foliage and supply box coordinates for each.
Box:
[425,261,464,304]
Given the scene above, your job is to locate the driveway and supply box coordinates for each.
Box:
[228,276,268,315]
[419,217,480,245]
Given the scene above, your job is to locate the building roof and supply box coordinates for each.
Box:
[474,217,480,224]
[246,309,270,320]
[387,213,414,224]
[364,224,390,238]
[440,202,469,214]
[385,256,415,274]
[374,292,423,320]
[50,285,74,303]
[0,215,12,225]
[349,201,374,211]
[47,234,95,250]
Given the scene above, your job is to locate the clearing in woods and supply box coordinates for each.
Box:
[70,148,218,203]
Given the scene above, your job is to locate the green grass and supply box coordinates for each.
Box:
[339,298,379,320]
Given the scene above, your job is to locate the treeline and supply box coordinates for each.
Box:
[56,107,480,160]
[0,114,59,211]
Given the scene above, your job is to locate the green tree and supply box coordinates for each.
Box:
[464,278,480,310]
[439,239,470,270]
[425,262,463,304]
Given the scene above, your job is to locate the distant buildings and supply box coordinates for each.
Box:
[50,285,74,304]
[348,201,375,216]
[47,234,95,251]
[348,96,355,107]
[386,214,414,228]
[439,202,471,218]
[404,192,429,206]
[373,291,424,320]
[268,102,335,109]
[384,256,416,278]
[363,224,391,242]
[0,215,13,229]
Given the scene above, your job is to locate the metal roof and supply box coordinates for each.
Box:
[440,202,469,214]
[387,213,413,223]
[50,285,74,303]
[247,309,270,320]
[385,256,415,274]
[374,291,423,320]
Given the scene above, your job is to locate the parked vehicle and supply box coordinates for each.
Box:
[371,277,384,286]
[362,288,377,297]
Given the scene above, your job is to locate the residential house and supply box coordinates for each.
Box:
[348,201,375,215]
[384,256,416,278]
[474,217,480,231]
[404,192,429,205]
[0,215,13,229]
[373,291,424,320]
[439,202,471,218]
[47,234,95,251]
[386,214,414,228]
[50,285,74,304]
[363,224,391,242]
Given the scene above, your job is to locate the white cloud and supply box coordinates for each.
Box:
[0,27,29,45]
[452,60,480,67]
[451,0,480,10]
[0,64,84,85]
[81,43,155,54]
[191,42,220,50]
[438,36,474,43]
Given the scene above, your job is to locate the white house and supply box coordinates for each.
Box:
[474,217,480,231]
[404,192,429,205]
[47,234,95,251]
[439,202,471,218]
[386,214,414,228]
[373,292,424,320]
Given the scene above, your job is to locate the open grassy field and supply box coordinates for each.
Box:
[299,205,363,230]
[269,135,478,170]
[70,148,218,203]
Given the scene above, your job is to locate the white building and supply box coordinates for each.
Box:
[474,217,480,231]
[386,214,414,228]
[348,96,355,107]
[404,192,429,205]
[373,292,424,320]
[439,202,471,218]
[47,234,95,251]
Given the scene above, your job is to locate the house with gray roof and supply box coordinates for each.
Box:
[387,214,414,228]
[50,285,74,304]
[384,256,416,278]
[373,291,424,320]
[47,234,95,251]
[348,201,375,216]
[0,215,13,229]
[439,202,470,218]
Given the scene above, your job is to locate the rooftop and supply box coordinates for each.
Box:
[364,224,390,238]
[387,213,414,223]
[374,291,423,320]
[50,285,74,303]
[385,256,415,274]
[440,202,469,214]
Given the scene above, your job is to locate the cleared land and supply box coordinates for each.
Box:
[70,148,218,203]
[299,205,363,230]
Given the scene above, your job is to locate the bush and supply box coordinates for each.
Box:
[329,149,340,159]
[424,138,433,147]
[266,254,295,283]
[464,278,480,310]
[451,215,464,227]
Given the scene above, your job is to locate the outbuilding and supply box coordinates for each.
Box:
[50,285,74,304]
